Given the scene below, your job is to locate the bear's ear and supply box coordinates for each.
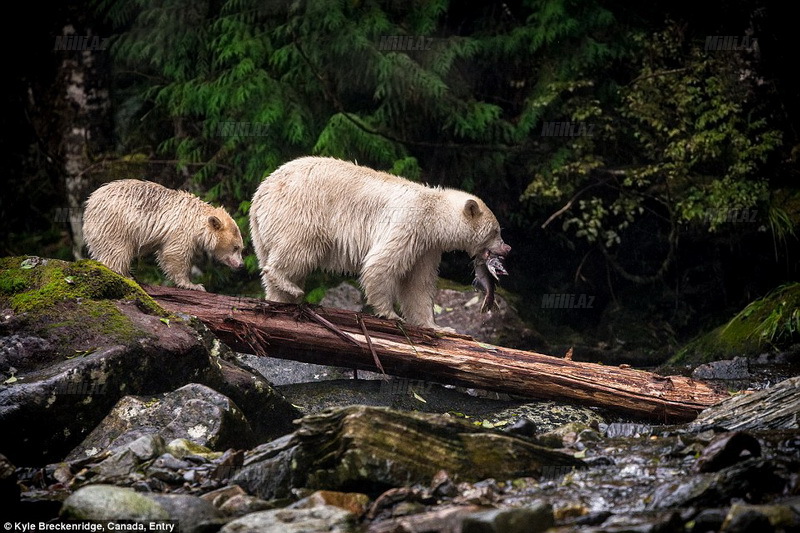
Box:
[208,215,223,231]
[464,199,482,220]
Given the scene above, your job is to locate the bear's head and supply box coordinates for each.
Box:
[461,197,511,259]
[207,209,245,270]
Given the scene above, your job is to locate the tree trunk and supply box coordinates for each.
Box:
[53,21,112,259]
[145,286,726,422]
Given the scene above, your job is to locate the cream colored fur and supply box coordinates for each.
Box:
[83,179,244,291]
[249,157,510,328]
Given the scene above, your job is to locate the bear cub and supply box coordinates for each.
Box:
[249,156,510,329]
[83,179,244,291]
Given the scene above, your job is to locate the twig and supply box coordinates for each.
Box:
[358,315,387,379]
[300,305,362,348]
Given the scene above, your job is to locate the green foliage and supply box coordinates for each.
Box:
[523,22,783,248]
[95,0,621,194]
[93,0,787,306]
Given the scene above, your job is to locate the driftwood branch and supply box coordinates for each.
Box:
[144,286,726,422]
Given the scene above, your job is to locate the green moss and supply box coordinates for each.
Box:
[0,256,166,317]
[0,270,28,294]
[0,256,172,357]
[672,283,800,364]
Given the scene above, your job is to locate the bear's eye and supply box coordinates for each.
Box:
[233,245,241,252]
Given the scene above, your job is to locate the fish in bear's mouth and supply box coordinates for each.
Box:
[472,249,508,313]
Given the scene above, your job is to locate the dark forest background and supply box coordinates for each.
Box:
[2,0,798,363]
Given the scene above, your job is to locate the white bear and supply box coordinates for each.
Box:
[249,157,510,329]
[83,179,244,291]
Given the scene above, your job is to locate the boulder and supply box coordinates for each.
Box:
[0,257,298,464]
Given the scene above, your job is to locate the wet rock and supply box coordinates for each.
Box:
[60,484,170,521]
[66,383,253,461]
[190,320,300,441]
[0,452,19,509]
[603,422,653,438]
[595,511,684,532]
[430,469,458,498]
[233,406,585,500]
[689,508,727,533]
[692,357,751,380]
[290,490,371,517]
[649,458,785,510]
[200,484,247,507]
[219,505,357,533]
[435,288,547,348]
[320,282,364,311]
[694,432,761,473]
[217,493,274,517]
[147,493,224,532]
[723,508,774,533]
[504,418,538,438]
[367,505,483,533]
[166,438,219,461]
[61,485,222,532]
[722,500,800,531]
[0,257,297,465]
[461,501,554,533]
[690,376,800,431]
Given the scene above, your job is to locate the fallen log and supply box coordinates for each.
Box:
[144,285,727,422]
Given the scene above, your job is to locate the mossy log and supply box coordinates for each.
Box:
[145,286,727,422]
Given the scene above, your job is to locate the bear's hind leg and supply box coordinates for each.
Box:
[92,242,134,278]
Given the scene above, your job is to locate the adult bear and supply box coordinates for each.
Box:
[249,157,510,329]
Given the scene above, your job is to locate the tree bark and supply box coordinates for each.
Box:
[53,21,112,259]
[144,285,726,422]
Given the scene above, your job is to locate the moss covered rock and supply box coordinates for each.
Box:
[672,283,800,364]
[0,256,298,465]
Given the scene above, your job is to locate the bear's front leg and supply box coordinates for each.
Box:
[398,250,441,329]
[157,243,205,291]
[261,266,305,303]
[360,250,403,322]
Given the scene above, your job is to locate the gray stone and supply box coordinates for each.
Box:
[462,502,554,533]
[60,484,170,521]
[67,383,253,461]
[219,505,356,533]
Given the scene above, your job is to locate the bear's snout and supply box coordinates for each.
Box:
[224,256,244,269]
[490,242,511,257]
